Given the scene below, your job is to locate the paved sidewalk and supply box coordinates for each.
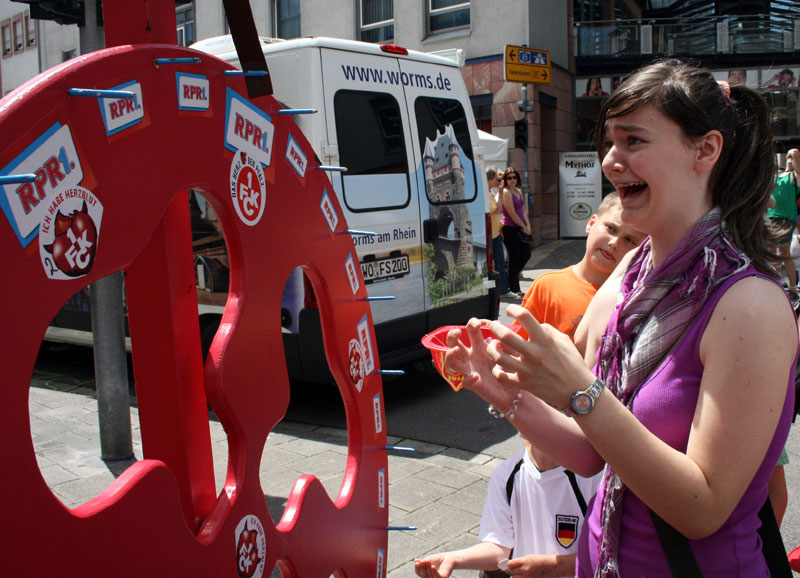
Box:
[26,239,800,576]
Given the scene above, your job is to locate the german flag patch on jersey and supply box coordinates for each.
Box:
[556,514,579,548]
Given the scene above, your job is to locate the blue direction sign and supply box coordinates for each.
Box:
[505,45,551,84]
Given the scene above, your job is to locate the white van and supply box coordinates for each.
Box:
[186,36,497,382]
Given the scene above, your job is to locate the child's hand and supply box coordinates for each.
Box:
[487,305,595,411]
[444,318,521,409]
[414,554,454,578]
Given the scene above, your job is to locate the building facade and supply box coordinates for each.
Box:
[5,0,799,240]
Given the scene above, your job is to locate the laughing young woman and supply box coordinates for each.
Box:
[444,60,796,576]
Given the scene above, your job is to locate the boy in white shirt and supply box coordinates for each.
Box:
[414,441,600,578]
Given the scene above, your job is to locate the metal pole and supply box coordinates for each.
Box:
[520,82,531,205]
[82,0,132,461]
[90,273,133,460]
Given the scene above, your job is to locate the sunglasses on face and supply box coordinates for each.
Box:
[506,174,518,180]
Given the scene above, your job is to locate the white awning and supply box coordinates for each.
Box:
[477,129,508,163]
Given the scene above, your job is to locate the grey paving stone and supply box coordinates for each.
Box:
[386,528,432,573]
[415,464,483,490]
[440,479,491,517]
[289,448,350,481]
[52,470,119,509]
[392,438,448,457]
[391,500,481,551]
[385,453,430,482]
[388,475,455,513]
[39,462,80,487]
[278,436,337,458]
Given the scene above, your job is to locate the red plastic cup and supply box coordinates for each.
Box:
[421,323,522,391]
[789,545,800,572]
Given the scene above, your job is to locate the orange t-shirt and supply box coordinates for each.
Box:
[516,266,599,342]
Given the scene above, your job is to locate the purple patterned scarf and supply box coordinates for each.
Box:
[594,208,751,578]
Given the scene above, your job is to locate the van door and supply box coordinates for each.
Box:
[319,48,426,344]
[396,58,489,317]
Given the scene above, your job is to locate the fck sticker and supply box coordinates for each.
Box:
[234,515,266,578]
[39,188,103,280]
[230,150,266,227]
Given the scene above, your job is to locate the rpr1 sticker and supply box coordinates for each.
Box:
[320,190,338,232]
[38,187,103,280]
[378,468,386,509]
[345,253,360,295]
[376,548,385,578]
[373,393,383,433]
[230,150,266,227]
[357,313,375,375]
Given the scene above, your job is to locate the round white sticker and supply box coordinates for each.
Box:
[230,150,266,227]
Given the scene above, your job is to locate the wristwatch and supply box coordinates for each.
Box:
[562,378,605,417]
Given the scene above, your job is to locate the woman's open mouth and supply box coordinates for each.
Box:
[616,181,647,201]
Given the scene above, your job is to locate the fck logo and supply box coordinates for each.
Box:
[43,201,97,277]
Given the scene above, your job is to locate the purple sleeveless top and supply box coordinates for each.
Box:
[577,268,796,577]
[501,189,525,227]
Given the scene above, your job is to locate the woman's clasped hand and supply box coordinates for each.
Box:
[444,307,593,413]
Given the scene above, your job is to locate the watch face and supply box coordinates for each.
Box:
[573,392,593,414]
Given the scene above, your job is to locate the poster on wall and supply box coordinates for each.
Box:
[558,152,602,238]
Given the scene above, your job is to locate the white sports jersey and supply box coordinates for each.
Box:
[478,446,602,556]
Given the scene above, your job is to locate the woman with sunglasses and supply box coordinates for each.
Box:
[500,166,532,298]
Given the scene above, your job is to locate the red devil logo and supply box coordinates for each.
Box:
[43,201,98,277]
[236,521,263,577]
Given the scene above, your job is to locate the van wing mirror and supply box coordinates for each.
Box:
[423,219,439,244]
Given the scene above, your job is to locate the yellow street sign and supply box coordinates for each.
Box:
[505,45,551,84]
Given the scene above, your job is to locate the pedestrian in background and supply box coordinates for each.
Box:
[500,167,532,298]
[767,148,799,292]
[486,166,512,298]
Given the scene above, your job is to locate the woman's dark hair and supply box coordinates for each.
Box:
[594,59,777,275]
[503,166,520,184]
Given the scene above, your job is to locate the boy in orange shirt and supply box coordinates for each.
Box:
[517,192,644,341]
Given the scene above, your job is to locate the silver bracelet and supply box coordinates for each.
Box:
[488,392,523,419]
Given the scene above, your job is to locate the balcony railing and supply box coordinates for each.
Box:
[576,14,800,58]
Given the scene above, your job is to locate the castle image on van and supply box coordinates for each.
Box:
[423,124,475,279]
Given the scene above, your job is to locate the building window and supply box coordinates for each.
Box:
[274,0,300,39]
[176,4,195,46]
[1,20,11,57]
[62,49,77,62]
[12,15,23,53]
[472,103,492,133]
[428,0,470,34]
[24,14,35,48]
[360,0,393,43]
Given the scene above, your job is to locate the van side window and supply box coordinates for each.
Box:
[334,90,411,212]
[414,97,477,205]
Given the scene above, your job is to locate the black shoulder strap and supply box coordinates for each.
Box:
[757,497,792,577]
[505,459,524,505]
[649,509,703,578]
[564,470,588,516]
